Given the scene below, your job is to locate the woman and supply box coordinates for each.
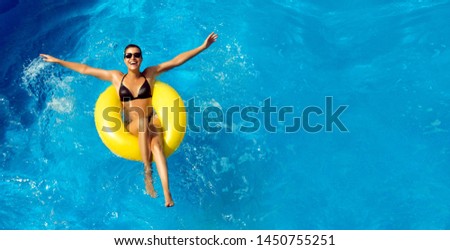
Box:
[40,32,218,207]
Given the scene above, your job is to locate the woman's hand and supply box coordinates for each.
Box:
[40,54,60,63]
[202,32,218,49]
[145,32,218,76]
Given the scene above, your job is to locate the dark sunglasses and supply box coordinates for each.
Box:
[124,52,142,59]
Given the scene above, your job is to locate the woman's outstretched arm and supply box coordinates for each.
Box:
[40,54,120,82]
[144,32,218,76]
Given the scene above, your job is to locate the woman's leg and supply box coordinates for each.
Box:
[149,118,174,207]
[132,117,156,198]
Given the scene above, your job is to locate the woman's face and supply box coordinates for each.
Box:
[124,47,142,70]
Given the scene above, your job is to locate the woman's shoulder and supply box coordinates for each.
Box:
[142,66,158,79]
[110,70,125,77]
[110,70,125,87]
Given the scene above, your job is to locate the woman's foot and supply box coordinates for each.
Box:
[144,169,157,198]
[144,178,157,198]
[164,192,175,207]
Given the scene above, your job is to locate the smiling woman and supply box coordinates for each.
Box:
[3,0,450,231]
[94,79,187,165]
[39,32,218,207]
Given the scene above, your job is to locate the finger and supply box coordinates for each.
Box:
[208,32,217,39]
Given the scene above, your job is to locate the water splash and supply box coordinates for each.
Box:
[21,57,76,114]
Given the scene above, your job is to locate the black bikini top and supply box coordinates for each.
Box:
[119,74,152,102]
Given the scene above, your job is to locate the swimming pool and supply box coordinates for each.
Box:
[1,0,450,229]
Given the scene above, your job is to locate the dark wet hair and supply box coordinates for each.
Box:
[124,44,142,57]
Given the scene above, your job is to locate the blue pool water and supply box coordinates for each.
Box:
[1,0,450,229]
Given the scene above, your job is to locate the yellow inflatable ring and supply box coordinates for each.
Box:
[94,81,186,161]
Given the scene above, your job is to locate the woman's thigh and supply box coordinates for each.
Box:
[126,119,140,135]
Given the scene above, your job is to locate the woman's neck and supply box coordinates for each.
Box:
[127,70,141,78]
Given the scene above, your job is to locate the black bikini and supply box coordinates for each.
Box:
[119,74,152,102]
[119,74,153,123]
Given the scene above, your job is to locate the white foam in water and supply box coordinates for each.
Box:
[47,97,74,114]
[22,57,75,113]
[22,57,49,87]
[21,58,48,100]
